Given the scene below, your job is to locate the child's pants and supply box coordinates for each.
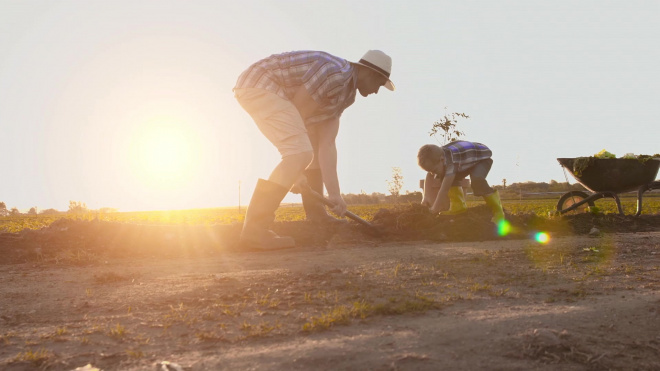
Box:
[454,158,494,196]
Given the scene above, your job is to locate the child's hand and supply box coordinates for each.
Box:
[430,194,450,214]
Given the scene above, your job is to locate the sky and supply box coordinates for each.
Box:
[1,0,658,212]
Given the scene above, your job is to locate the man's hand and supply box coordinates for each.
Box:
[289,174,309,194]
[327,194,347,217]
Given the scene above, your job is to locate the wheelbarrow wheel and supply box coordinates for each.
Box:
[557,191,595,214]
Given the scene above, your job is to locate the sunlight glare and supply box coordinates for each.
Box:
[497,219,512,236]
[129,120,201,192]
[534,232,550,244]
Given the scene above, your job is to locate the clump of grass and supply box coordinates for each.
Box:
[82,323,105,335]
[241,320,280,337]
[620,264,636,274]
[256,293,281,309]
[302,300,375,332]
[488,288,510,297]
[584,265,609,277]
[240,321,252,332]
[163,303,193,325]
[439,292,464,303]
[13,348,52,366]
[1,331,18,345]
[134,334,151,345]
[40,326,68,341]
[196,331,226,343]
[219,306,239,317]
[469,283,492,293]
[126,349,144,359]
[109,323,126,339]
[303,305,354,332]
[393,263,402,277]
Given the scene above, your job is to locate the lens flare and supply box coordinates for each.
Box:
[534,232,550,244]
[497,220,512,236]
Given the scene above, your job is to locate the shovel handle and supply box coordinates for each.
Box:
[301,186,376,230]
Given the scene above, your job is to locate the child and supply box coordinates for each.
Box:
[417,141,505,223]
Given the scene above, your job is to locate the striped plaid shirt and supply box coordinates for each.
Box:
[234,51,357,126]
[441,141,492,176]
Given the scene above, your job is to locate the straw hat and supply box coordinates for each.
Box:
[355,50,395,91]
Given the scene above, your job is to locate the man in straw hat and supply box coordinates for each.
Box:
[233,50,395,250]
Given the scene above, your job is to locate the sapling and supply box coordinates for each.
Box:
[429,111,469,144]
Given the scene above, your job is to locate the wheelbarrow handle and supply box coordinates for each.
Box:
[300,186,377,230]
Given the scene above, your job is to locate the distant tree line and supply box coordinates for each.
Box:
[493,180,587,199]
[340,180,587,205]
[342,191,423,205]
[0,201,117,217]
[0,202,22,216]
[0,180,589,214]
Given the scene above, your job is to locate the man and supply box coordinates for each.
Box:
[234,50,395,250]
[417,141,505,223]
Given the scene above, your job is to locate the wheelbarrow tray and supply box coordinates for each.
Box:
[557,157,660,193]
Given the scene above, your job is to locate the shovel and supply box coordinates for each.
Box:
[300,186,382,236]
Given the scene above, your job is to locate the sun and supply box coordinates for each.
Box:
[139,130,190,178]
[128,121,200,191]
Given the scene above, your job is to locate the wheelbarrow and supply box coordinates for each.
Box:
[556,157,660,216]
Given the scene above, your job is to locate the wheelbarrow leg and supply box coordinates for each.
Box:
[636,186,646,217]
[636,181,660,217]
[605,192,625,216]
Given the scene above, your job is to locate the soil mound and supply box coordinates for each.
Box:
[1,206,659,264]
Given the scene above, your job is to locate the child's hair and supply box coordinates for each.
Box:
[417,144,444,172]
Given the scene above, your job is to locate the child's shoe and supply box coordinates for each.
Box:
[442,186,468,215]
[483,190,505,223]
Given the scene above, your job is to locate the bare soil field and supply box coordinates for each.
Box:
[1,207,659,370]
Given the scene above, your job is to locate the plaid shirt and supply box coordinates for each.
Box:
[234,51,357,126]
[441,141,492,176]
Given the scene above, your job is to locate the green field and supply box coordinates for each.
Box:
[498,193,660,216]
[2,195,659,234]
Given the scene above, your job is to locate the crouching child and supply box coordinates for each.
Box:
[417,141,505,223]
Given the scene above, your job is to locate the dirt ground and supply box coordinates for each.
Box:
[1,207,659,370]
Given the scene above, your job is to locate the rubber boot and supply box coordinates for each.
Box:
[301,169,346,225]
[483,190,505,223]
[239,179,295,250]
[442,186,468,215]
